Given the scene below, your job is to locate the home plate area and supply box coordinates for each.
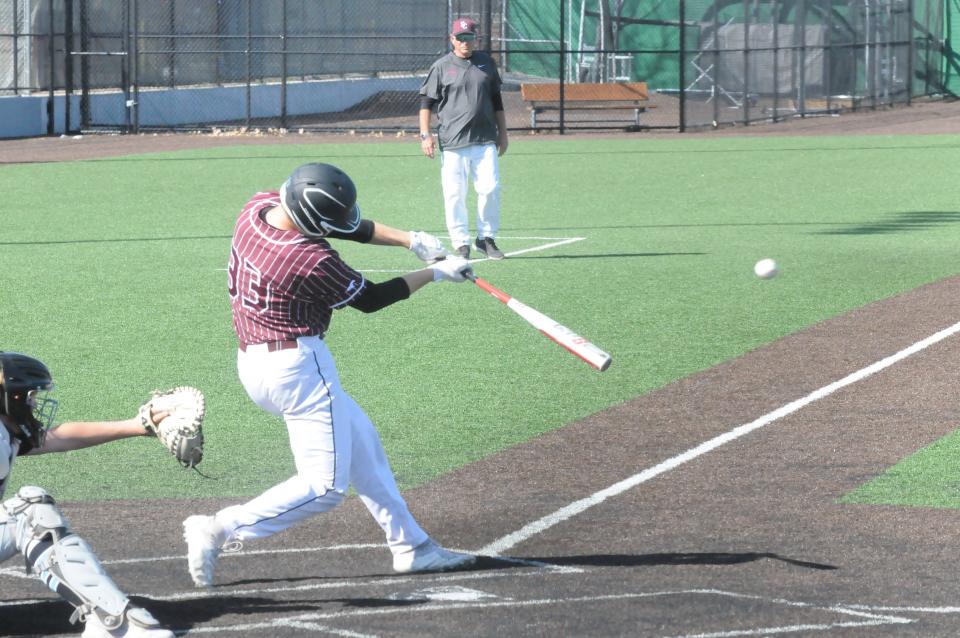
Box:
[0,547,928,637]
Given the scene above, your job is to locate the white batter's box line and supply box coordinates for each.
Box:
[0,551,581,608]
[148,589,916,636]
[0,566,33,580]
[0,543,385,579]
[841,603,960,615]
[130,560,578,604]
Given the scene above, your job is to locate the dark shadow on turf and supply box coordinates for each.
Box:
[520,552,837,570]
[813,211,960,235]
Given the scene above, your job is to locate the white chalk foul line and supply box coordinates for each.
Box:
[479,319,960,556]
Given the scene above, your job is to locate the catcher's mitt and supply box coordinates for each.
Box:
[139,386,205,469]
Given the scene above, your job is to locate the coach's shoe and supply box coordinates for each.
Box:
[393,539,476,573]
[81,606,174,638]
[183,514,228,588]
[474,236,505,260]
[457,244,471,260]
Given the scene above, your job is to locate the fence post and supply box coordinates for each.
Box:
[772,0,779,123]
[481,0,492,51]
[559,0,565,134]
[743,0,751,125]
[132,0,138,133]
[679,0,686,132]
[120,0,130,131]
[245,0,251,128]
[712,0,719,126]
[906,0,913,104]
[47,0,55,135]
[825,1,833,112]
[281,0,287,129]
[64,0,73,133]
[798,0,806,116]
[923,0,931,95]
[168,0,175,88]
[79,0,88,127]
[13,0,19,94]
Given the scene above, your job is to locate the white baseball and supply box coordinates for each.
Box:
[754,258,778,279]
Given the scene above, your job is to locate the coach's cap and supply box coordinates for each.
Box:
[451,17,478,36]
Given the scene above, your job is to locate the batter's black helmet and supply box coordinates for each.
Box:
[0,352,57,450]
[279,163,361,238]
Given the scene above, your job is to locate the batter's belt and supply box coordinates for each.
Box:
[239,339,300,352]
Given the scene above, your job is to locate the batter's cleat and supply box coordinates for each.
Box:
[393,539,476,574]
[474,236,504,260]
[81,606,174,638]
[457,244,471,260]
[183,515,228,588]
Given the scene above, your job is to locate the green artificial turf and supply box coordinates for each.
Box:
[841,430,960,508]
[2,133,959,501]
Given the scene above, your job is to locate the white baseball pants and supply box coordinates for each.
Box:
[220,335,429,555]
[440,142,500,248]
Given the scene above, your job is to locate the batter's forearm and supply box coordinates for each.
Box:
[348,269,434,313]
[367,222,413,248]
[404,269,436,295]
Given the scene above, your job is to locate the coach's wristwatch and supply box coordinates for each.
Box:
[419,132,431,141]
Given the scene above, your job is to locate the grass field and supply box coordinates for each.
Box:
[2,133,959,503]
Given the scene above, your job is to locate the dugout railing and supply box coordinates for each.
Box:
[0,0,955,137]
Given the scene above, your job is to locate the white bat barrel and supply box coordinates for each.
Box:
[507,299,613,371]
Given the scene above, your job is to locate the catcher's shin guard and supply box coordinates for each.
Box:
[5,486,130,627]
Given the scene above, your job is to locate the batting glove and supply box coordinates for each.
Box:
[429,256,473,283]
[409,231,448,263]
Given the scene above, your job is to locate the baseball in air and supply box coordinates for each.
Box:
[754,258,779,279]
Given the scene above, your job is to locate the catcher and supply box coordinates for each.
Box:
[0,351,204,638]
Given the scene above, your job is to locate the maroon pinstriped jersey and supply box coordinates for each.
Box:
[228,191,366,344]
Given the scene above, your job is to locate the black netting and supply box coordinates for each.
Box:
[0,0,951,134]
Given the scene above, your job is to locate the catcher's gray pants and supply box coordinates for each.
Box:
[221,335,429,555]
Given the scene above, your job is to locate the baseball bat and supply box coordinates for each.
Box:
[465,273,612,372]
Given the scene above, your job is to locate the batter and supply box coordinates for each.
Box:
[182,162,476,587]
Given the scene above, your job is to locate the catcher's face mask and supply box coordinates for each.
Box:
[9,388,58,449]
[0,352,57,449]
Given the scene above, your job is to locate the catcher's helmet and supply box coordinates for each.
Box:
[0,352,58,450]
[279,163,361,238]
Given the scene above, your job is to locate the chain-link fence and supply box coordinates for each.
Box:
[1,0,956,135]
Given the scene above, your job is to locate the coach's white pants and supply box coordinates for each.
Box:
[440,142,500,248]
[221,336,428,555]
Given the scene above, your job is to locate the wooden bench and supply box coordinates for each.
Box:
[520,81,650,129]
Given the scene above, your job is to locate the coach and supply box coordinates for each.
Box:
[418,16,508,261]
